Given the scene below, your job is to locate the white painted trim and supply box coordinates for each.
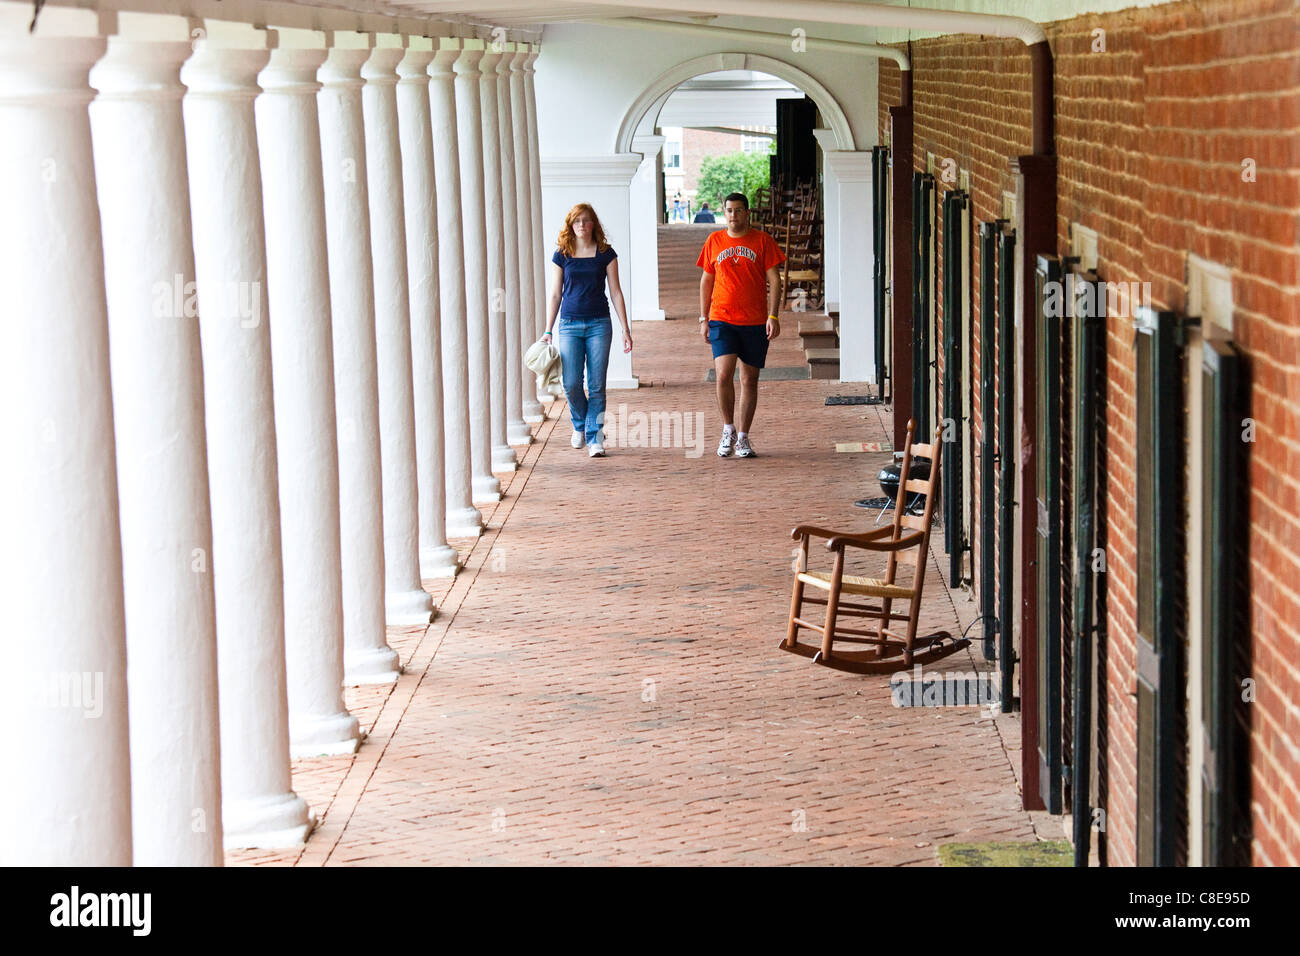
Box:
[615,51,855,154]
[541,154,642,186]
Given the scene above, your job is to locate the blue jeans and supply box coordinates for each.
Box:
[557,314,612,444]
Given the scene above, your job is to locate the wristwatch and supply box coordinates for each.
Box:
[698,315,709,323]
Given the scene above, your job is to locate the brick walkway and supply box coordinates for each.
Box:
[229,227,1040,866]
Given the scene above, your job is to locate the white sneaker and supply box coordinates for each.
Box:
[570,429,584,449]
[587,441,606,458]
[736,435,756,458]
[717,430,736,457]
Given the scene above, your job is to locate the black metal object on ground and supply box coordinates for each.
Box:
[824,395,882,406]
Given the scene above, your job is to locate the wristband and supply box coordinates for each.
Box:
[768,315,780,321]
[698,315,709,323]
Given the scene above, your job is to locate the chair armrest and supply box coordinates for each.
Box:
[827,530,924,552]
[792,524,893,542]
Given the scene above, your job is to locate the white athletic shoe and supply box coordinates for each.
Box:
[717,430,736,457]
[570,429,584,449]
[736,435,756,458]
[587,441,606,458]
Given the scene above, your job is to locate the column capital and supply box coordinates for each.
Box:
[823,149,874,183]
[632,133,666,159]
[453,43,484,75]
[180,45,268,99]
[508,47,528,72]
[494,44,517,75]
[88,38,191,101]
[319,44,369,87]
[541,154,642,187]
[429,45,459,77]
[362,45,405,84]
[397,44,435,79]
[259,47,327,93]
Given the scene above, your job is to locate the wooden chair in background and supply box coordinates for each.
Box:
[782,420,968,673]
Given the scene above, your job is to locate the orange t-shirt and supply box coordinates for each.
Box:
[696,229,786,326]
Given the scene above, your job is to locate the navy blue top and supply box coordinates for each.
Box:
[552,246,617,319]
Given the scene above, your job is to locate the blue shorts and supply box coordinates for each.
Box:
[708,320,769,369]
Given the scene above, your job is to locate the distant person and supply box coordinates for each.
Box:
[697,192,785,459]
[693,202,716,224]
[672,192,684,222]
[542,203,633,458]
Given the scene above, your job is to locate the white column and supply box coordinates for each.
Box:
[428,45,484,536]
[497,46,530,446]
[510,49,543,423]
[180,26,312,848]
[88,28,222,865]
[522,48,551,394]
[479,49,517,473]
[0,29,132,866]
[630,132,667,322]
[395,40,459,577]
[540,156,642,391]
[813,129,841,314]
[362,39,446,611]
[453,42,501,503]
[824,150,875,383]
[257,38,361,757]
[318,35,401,684]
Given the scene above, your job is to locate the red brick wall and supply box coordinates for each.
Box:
[879,0,1300,866]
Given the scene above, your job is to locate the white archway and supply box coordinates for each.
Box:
[616,51,856,155]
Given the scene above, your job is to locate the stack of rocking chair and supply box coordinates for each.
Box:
[782,419,969,673]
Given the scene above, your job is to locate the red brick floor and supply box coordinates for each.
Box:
[228,233,1045,866]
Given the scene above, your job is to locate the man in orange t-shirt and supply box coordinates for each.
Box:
[696,192,785,458]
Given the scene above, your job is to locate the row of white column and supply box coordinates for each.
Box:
[0,22,551,866]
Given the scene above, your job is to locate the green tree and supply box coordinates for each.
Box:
[695,149,772,211]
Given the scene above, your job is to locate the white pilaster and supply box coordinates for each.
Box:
[480,48,517,472]
[395,41,460,577]
[541,155,642,390]
[180,24,312,847]
[823,150,875,383]
[0,28,133,866]
[362,40,439,620]
[429,44,484,536]
[510,49,543,423]
[497,46,530,446]
[630,132,667,323]
[453,42,501,502]
[257,38,361,757]
[89,28,223,864]
[318,35,401,684]
[813,129,841,314]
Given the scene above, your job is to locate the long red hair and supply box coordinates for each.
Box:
[556,203,610,256]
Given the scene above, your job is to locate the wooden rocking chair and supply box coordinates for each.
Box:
[781,419,968,673]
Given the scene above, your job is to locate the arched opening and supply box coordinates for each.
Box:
[619,53,857,383]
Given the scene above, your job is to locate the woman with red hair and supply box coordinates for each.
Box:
[542,203,632,457]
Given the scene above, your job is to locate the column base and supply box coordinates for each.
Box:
[290,711,362,758]
[386,587,434,626]
[507,418,533,444]
[420,543,460,578]
[446,504,484,538]
[631,307,666,322]
[608,377,640,390]
[344,645,402,685]
[222,792,315,850]
[522,398,543,422]
[492,444,518,471]
[545,383,564,398]
[472,474,502,503]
